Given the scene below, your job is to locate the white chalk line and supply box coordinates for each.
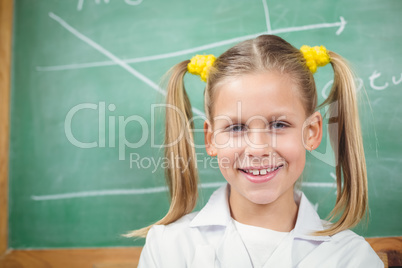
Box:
[31,181,334,201]
[48,12,205,119]
[32,186,169,200]
[36,17,346,72]
[273,16,346,36]
[31,182,226,201]
[262,0,272,33]
[77,0,84,11]
[36,31,263,72]
[303,182,336,188]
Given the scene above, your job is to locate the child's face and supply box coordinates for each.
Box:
[204,71,322,208]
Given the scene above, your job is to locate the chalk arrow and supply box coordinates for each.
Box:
[336,17,346,35]
[272,16,347,36]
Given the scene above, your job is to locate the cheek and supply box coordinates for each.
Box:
[276,132,305,160]
[217,147,239,170]
[217,143,244,171]
[279,133,306,176]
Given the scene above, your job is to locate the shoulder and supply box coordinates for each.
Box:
[168,211,199,228]
[143,184,230,246]
[328,225,372,248]
[319,226,383,267]
[138,212,201,268]
[150,211,199,237]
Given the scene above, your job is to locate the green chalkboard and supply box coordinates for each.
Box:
[9,0,402,248]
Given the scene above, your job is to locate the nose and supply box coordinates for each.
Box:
[244,129,272,157]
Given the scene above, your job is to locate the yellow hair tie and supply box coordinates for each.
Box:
[187,54,216,82]
[300,45,331,73]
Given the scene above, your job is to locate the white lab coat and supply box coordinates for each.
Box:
[138,184,383,268]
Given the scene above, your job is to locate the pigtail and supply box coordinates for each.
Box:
[123,61,199,238]
[315,51,368,236]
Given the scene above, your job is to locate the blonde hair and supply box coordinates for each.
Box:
[123,35,368,238]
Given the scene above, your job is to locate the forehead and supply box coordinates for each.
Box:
[213,72,306,122]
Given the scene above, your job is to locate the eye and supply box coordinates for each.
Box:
[271,121,288,129]
[227,124,247,132]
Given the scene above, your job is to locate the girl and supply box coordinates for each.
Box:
[126,35,383,267]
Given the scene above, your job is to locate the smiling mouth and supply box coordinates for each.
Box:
[238,164,284,176]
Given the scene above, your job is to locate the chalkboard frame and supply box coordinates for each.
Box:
[0,0,12,258]
[0,0,400,267]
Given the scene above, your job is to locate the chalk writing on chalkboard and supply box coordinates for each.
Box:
[27,1,343,207]
[369,70,402,90]
[77,0,143,11]
[32,1,347,202]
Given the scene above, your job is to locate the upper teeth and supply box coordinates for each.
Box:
[245,167,280,175]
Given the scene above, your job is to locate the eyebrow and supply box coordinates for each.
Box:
[222,111,297,120]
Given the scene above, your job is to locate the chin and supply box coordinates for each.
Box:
[244,190,279,205]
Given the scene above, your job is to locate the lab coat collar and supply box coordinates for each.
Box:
[190,183,231,227]
[190,183,330,242]
[292,190,331,242]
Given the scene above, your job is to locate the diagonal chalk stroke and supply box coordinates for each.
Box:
[77,0,84,11]
[37,17,346,72]
[262,0,272,33]
[31,181,335,201]
[48,12,205,118]
[48,12,165,96]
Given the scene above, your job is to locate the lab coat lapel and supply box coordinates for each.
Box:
[262,191,330,268]
[190,184,252,267]
[190,245,216,268]
[262,231,294,268]
[215,220,253,267]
